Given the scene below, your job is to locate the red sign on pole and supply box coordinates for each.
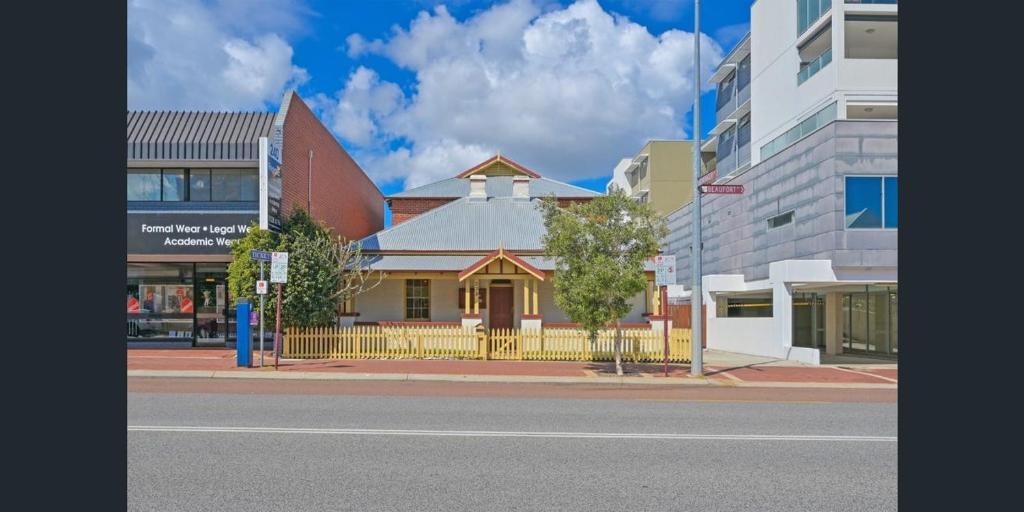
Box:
[700,184,744,194]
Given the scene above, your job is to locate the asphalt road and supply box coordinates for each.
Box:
[128,380,897,511]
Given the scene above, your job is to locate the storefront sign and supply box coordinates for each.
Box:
[259,134,284,231]
[127,212,257,255]
[653,255,676,287]
[270,252,289,283]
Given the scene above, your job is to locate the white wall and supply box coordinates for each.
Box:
[355,278,405,323]
[537,279,648,324]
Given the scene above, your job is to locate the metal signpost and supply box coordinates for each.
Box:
[691,0,704,377]
[270,252,289,369]
[654,255,676,377]
[251,250,272,367]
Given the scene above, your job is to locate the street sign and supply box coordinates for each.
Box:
[256,280,268,295]
[270,252,289,283]
[653,255,676,287]
[700,184,744,194]
[250,250,272,262]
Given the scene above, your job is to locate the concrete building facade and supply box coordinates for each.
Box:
[665,0,898,364]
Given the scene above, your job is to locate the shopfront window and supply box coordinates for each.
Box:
[720,294,773,318]
[842,285,898,356]
[195,263,229,344]
[127,263,195,339]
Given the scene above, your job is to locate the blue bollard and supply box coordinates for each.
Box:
[236,299,251,367]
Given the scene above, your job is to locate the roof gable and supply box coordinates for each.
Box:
[455,154,541,178]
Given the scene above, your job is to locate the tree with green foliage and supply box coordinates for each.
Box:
[279,222,341,328]
[228,208,385,329]
[227,222,282,325]
[539,189,667,375]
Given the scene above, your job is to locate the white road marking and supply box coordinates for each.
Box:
[127,425,896,442]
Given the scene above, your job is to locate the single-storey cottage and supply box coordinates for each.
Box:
[345,154,670,331]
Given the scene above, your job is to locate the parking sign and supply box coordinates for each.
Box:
[654,255,676,287]
[270,252,289,283]
[256,280,268,295]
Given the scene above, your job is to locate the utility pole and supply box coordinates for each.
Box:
[690,0,704,377]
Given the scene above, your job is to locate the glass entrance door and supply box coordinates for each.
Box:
[841,285,898,356]
[793,292,825,349]
[195,264,229,346]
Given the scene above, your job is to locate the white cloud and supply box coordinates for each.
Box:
[327,0,723,188]
[127,0,310,110]
[714,22,750,48]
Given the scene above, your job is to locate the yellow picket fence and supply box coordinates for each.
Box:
[283,325,691,363]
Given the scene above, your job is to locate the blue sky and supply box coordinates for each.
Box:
[128,0,752,224]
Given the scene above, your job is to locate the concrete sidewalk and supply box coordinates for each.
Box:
[127,348,897,389]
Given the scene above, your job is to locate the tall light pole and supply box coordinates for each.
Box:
[690,0,704,377]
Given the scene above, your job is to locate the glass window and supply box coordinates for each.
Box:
[405,279,430,320]
[717,73,735,110]
[798,0,808,34]
[767,211,794,229]
[737,115,751,147]
[845,177,883,228]
[240,171,259,201]
[718,126,735,159]
[737,56,751,90]
[212,169,242,201]
[127,263,195,340]
[726,296,773,318]
[211,169,258,201]
[884,176,898,228]
[162,169,186,201]
[127,169,161,201]
[189,169,211,202]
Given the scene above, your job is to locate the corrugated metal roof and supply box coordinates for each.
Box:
[357,254,654,272]
[362,197,550,251]
[388,176,601,198]
[358,254,558,271]
[127,111,275,161]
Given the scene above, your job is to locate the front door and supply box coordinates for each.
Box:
[489,286,513,329]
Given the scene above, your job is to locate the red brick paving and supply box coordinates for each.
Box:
[126,348,898,385]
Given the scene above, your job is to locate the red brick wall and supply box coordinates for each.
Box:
[388,198,455,225]
[280,94,384,240]
[557,198,594,208]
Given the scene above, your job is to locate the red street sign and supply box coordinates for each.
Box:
[700,184,744,194]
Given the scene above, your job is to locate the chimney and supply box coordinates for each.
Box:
[512,176,530,200]
[469,175,487,201]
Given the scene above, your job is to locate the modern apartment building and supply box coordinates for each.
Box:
[664,0,898,364]
[704,0,897,183]
[606,140,696,217]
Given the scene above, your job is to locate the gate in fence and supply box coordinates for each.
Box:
[283,325,692,363]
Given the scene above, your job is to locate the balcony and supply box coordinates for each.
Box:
[798,48,832,85]
[716,151,737,179]
[715,91,736,125]
[737,141,751,169]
